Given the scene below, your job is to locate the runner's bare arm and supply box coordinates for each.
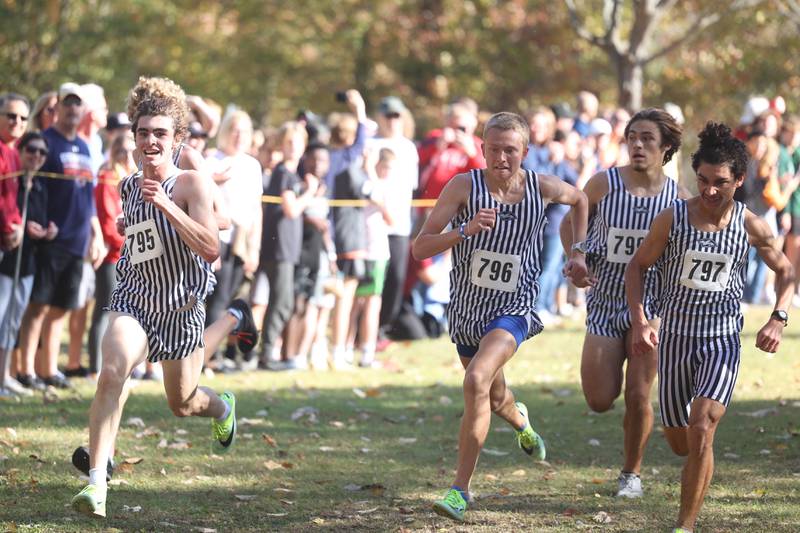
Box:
[412,173,475,260]
[745,209,795,352]
[153,170,219,263]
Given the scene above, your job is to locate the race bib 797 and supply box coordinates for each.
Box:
[679,249,732,292]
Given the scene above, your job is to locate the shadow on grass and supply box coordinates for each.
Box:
[1,378,798,531]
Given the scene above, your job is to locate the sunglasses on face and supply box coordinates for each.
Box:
[5,113,28,122]
[24,145,48,157]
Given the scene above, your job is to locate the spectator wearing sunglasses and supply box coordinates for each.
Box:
[0,132,57,396]
[0,93,30,253]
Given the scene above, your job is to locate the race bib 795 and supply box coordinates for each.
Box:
[125,219,164,265]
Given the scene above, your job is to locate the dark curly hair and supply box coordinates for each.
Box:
[623,107,683,165]
[691,122,749,179]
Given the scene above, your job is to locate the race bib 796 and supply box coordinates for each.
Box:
[125,219,164,265]
[470,249,520,292]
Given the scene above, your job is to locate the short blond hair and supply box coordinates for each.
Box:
[216,110,253,153]
[483,112,529,148]
[126,76,189,140]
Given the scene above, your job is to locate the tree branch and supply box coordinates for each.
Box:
[564,0,612,50]
[602,0,622,43]
[641,0,765,64]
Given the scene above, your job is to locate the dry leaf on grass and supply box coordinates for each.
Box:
[234,495,257,501]
[125,417,145,428]
[261,434,278,447]
[122,505,142,513]
[482,448,509,457]
[588,439,601,446]
[122,457,143,465]
[398,437,417,445]
[592,511,612,523]
[352,388,367,398]
[240,418,264,427]
[6,428,18,439]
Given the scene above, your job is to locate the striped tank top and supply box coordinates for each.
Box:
[110,169,215,313]
[658,199,749,337]
[448,169,547,347]
[586,167,678,300]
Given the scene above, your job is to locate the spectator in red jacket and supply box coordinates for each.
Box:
[0,93,29,254]
[417,101,485,202]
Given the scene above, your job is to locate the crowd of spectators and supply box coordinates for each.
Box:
[1,82,798,395]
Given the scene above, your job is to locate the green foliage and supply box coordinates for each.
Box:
[0,1,796,135]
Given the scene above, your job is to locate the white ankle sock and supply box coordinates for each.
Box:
[216,400,231,422]
[89,468,107,497]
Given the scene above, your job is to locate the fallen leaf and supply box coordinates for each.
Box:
[122,505,142,513]
[261,434,277,447]
[485,474,498,481]
[281,462,294,469]
[365,388,382,398]
[592,511,612,523]
[319,446,335,452]
[329,421,345,429]
[512,469,526,477]
[239,418,264,427]
[192,528,217,533]
[398,506,414,515]
[274,487,294,493]
[157,439,168,448]
[168,441,191,450]
[482,448,509,456]
[352,388,367,398]
[175,429,188,436]
[311,517,325,524]
[122,457,144,465]
[398,437,417,445]
[280,499,294,506]
[360,448,371,454]
[265,513,288,517]
[356,507,379,514]
[160,468,167,476]
[439,396,453,405]
[741,407,779,418]
[344,483,361,491]
[724,452,740,459]
[234,495,257,501]
[290,406,319,423]
[588,439,601,446]
[28,454,45,464]
[125,417,145,428]
[6,428,18,439]
[591,478,604,484]
[108,479,129,486]
[562,508,578,516]
[264,460,283,471]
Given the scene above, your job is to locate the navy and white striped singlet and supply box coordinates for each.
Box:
[658,199,749,337]
[448,169,547,347]
[585,167,678,300]
[109,169,215,313]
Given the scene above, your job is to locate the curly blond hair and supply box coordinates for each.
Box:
[126,76,189,140]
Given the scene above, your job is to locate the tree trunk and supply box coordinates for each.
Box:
[616,55,643,111]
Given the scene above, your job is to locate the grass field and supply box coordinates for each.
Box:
[1,306,798,532]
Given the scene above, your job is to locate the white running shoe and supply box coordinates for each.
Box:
[616,472,643,498]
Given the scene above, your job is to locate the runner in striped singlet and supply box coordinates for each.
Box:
[626,122,795,533]
[561,108,688,498]
[414,112,591,522]
[71,78,238,519]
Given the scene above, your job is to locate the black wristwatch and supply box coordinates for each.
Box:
[770,309,789,327]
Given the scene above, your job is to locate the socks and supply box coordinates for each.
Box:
[89,468,107,499]
[216,400,231,422]
[227,307,244,331]
[451,485,469,502]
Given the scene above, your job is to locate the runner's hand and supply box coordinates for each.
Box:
[631,322,658,356]
[563,256,595,288]
[466,208,496,236]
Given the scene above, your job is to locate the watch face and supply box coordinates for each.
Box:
[772,310,788,323]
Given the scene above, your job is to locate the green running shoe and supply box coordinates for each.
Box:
[515,402,546,461]
[432,488,467,522]
[71,484,106,518]
[211,391,236,454]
